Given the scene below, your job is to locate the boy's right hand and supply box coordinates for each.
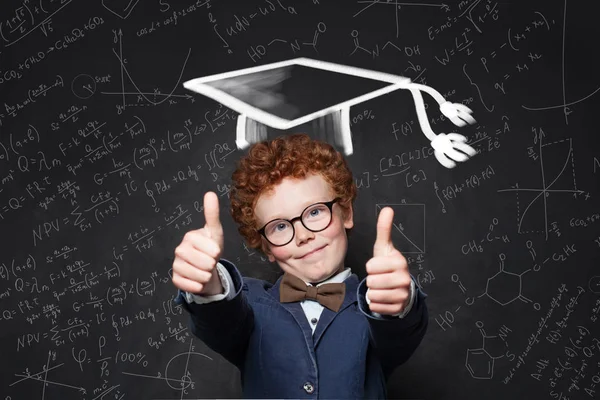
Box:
[172,191,225,296]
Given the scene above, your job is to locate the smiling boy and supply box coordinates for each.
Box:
[172,133,428,398]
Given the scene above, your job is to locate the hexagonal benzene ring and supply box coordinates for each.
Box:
[485,270,522,306]
[465,348,494,379]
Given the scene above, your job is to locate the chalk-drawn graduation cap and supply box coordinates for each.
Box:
[183,57,477,168]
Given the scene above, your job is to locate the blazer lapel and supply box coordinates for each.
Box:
[312,275,358,347]
[269,275,315,346]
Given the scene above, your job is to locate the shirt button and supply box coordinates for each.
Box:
[303,382,314,394]
[310,317,318,324]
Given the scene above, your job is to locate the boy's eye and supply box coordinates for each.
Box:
[268,221,289,233]
[305,204,328,219]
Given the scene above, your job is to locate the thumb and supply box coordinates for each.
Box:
[203,192,224,243]
[373,207,394,257]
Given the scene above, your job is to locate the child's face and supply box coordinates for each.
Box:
[254,173,354,284]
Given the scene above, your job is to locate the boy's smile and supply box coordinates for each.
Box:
[254,173,354,284]
[297,244,327,259]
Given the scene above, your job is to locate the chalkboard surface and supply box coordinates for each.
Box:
[1,0,599,399]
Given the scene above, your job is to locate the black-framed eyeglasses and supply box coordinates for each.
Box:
[257,197,340,247]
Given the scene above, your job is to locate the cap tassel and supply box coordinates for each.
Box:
[439,101,476,127]
[405,83,477,169]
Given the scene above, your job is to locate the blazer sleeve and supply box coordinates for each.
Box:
[356,274,429,380]
[174,258,254,369]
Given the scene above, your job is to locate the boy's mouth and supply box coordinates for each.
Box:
[299,245,326,259]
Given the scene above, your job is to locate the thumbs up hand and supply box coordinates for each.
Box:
[172,192,225,296]
[365,207,412,315]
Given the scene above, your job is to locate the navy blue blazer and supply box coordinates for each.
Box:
[175,258,428,399]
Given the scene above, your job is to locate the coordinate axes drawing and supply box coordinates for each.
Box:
[521,0,600,124]
[497,133,586,240]
[98,30,193,113]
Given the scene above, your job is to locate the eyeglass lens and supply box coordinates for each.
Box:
[264,203,332,245]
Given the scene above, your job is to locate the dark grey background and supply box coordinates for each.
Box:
[1,0,599,399]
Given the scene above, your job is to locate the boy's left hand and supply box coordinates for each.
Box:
[365,207,412,315]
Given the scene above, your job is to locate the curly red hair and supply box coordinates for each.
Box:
[230,133,357,255]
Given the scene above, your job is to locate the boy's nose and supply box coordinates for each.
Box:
[293,219,314,243]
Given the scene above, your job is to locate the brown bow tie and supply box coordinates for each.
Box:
[279,273,346,312]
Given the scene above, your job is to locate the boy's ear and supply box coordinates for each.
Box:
[343,204,354,230]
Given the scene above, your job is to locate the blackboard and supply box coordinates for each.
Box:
[1,0,599,399]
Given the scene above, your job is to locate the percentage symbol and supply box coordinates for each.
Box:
[136,353,148,367]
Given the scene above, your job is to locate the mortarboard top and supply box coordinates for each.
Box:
[183,57,477,168]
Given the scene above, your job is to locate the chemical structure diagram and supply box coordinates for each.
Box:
[245,22,326,63]
[347,29,427,84]
[348,29,422,60]
[435,237,556,334]
[465,320,514,379]
[436,234,578,333]
[478,253,534,307]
